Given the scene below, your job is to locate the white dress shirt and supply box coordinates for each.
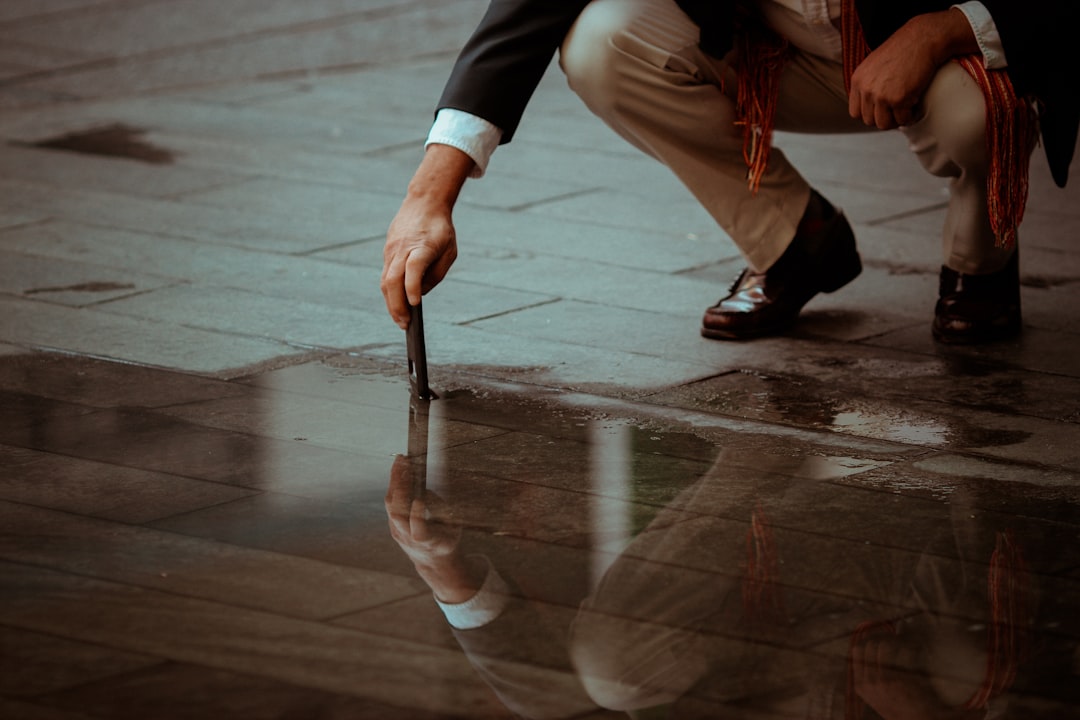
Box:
[433,555,511,629]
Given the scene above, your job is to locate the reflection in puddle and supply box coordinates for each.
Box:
[2,352,1076,718]
[830,409,949,445]
[388,388,1075,719]
[670,369,1037,453]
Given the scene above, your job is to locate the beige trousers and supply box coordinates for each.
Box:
[559,0,1016,275]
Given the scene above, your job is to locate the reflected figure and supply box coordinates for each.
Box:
[387,434,1064,719]
[386,452,609,719]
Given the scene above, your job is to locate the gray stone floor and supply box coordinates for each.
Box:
[1,1,1079,718]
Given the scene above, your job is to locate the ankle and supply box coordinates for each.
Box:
[796,190,835,236]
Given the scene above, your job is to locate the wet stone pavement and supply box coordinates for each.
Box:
[2,351,1080,719]
[3,0,1080,718]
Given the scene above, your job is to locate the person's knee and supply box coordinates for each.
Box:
[560,0,633,114]
[569,610,705,710]
[905,64,988,178]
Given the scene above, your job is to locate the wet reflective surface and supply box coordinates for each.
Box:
[2,350,1078,719]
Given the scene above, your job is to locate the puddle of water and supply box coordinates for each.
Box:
[830,408,950,445]
[24,123,176,164]
[1,352,1077,718]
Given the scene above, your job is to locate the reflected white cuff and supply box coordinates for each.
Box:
[426,109,503,179]
[434,555,511,630]
[952,2,1007,69]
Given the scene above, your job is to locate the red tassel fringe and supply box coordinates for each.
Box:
[838,0,1036,248]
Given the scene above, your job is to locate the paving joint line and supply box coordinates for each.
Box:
[864,200,949,226]
[505,187,606,213]
[457,297,563,326]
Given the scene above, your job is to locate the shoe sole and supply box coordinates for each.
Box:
[931,319,1021,345]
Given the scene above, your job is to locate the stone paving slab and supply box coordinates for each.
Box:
[773,130,941,195]
[0,350,249,408]
[0,249,178,307]
[469,299,756,366]
[412,251,725,319]
[0,294,304,376]
[1,220,374,299]
[0,142,247,199]
[0,38,92,82]
[152,388,506,457]
[2,96,425,154]
[0,697,111,720]
[0,443,257,524]
[157,133,421,197]
[0,399,396,495]
[0,562,511,717]
[96,284,401,350]
[34,663,485,720]
[0,500,426,619]
[363,321,721,396]
[1,179,370,253]
[867,324,1080,379]
[0,0,117,26]
[316,204,729,275]
[174,176,425,239]
[4,2,487,102]
[649,371,1080,470]
[1,0,425,61]
[247,61,455,121]
[650,338,1080,425]
[877,204,1080,256]
[0,625,160,699]
[0,210,46,231]
[487,137,722,204]
[910,453,1080,491]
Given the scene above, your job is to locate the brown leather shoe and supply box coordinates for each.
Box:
[932,252,1021,344]
[701,191,861,340]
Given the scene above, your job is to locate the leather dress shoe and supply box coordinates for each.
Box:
[701,191,862,340]
[932,252,1021,344]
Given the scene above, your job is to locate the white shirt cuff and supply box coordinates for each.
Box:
[952,2,1007,69]
[434,555,511,630]
[426,109,503,179]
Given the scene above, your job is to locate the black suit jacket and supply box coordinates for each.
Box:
[438,0,1079,186]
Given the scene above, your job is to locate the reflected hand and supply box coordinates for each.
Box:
[385,455,481,603]
[386,455,461,566]
[851,623,983,720]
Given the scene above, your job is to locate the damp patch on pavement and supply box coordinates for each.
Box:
[19,124,176,165]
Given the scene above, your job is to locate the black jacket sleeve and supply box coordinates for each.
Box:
[979,0,1080,187]
[437,0,593,143]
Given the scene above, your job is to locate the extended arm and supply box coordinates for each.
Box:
[381,1,591,327]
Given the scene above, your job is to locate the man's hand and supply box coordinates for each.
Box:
[848,9,981,130]
[381,144,475,329]
[385,455,481,603]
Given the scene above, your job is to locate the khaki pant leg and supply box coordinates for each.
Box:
[560,0,834,271]
[901,62,1015,274]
